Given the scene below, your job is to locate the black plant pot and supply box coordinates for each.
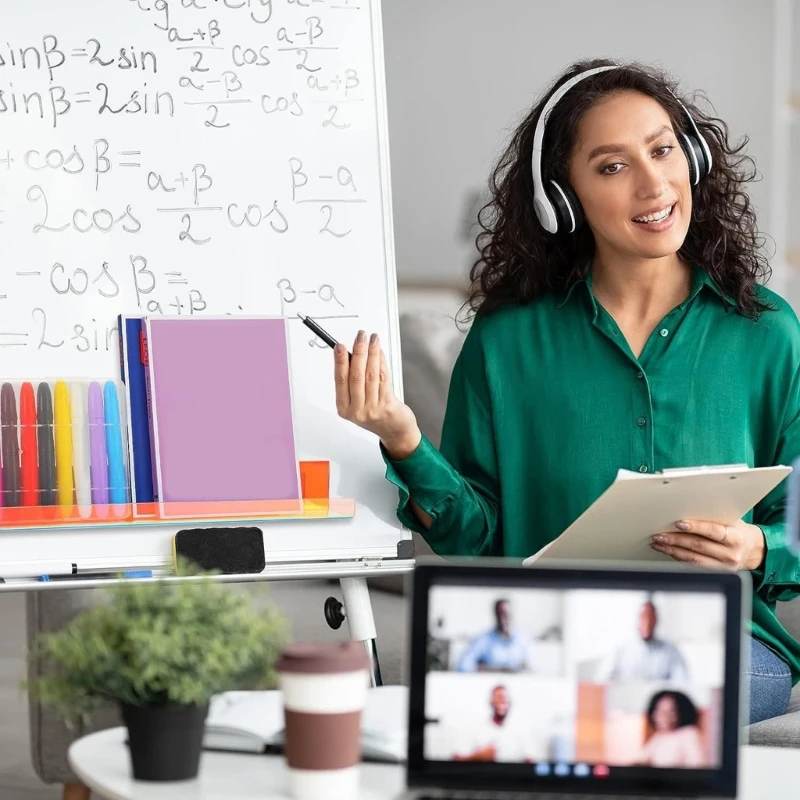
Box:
[121,702,209,781]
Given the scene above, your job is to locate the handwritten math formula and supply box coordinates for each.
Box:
[0,0,390,375]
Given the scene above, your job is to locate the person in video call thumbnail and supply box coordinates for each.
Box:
[594,600,689,681]
[636,690,706,768]
[456,599,529,672]
[453,685,544,763]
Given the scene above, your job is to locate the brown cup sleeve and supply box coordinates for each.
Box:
[284,709,362,771]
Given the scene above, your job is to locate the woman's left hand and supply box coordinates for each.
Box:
[651,519,766,571]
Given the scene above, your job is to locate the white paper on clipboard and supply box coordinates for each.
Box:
[524,464,792,565]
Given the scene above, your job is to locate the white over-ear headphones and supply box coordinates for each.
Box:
[531,65,713,235]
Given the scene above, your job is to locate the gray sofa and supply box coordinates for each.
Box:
[27,590,123,795]
[746,600,800,745]
[23,309,800,796]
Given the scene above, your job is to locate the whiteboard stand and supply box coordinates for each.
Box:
[0,0,409,581]
[0,548,415,689]
[0,0,412,691]
[340,576,382,687]
[0,514,415,689]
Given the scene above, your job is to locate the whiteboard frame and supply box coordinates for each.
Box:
[371,0,405,402]
[0,0,411,576]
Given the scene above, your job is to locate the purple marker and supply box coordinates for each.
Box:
[88,382,109,507]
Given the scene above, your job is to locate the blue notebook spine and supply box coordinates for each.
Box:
[141,319,159,503]
[119,316,155,505]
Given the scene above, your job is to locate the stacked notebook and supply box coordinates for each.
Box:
[119,316,302,517]
[203,685,408,762]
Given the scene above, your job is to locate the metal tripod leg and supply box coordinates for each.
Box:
[338,576,383,687]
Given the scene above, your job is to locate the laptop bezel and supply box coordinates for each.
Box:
[406,559,747,798]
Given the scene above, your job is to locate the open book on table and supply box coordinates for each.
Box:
[523,463,792,565]
[203,684,408,763]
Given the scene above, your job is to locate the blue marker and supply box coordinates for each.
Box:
[103,381,127,505]
[39,569,153,582]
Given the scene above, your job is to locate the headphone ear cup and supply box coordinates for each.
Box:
[548,180,585,234]
[678,133,709,186]
[692,135,711,181]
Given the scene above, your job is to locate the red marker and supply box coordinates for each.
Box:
[20,382,39,507]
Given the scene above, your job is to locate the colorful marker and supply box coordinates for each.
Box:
[36,383,56,506]
[70,383,92,518]
[104,381,127,506]
[88,382,109,509]
[1,383,20,507]
[19,382,39,507]
[53,381,74,512]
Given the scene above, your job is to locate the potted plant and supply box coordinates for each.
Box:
[25,560,288,782]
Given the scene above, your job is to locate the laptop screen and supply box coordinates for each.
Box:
[407,564,745,798]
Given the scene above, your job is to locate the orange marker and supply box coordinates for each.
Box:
[19,382,39,507]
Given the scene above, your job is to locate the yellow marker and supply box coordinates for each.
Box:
[54,380,74,512]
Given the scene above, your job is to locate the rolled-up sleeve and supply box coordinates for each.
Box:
[382,325,501,557]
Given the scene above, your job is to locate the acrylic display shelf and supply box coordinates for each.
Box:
[0,460,354,529]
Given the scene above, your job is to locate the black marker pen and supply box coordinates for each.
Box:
[297,313,351,361]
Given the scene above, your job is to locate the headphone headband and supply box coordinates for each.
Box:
[532,66,618,234]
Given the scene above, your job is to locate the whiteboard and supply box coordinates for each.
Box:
[0,0,409,570]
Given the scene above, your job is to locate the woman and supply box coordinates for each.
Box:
[332,58,800,724]
[637,690,706,768]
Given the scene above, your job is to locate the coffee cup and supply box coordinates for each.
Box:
[276,641,370,799]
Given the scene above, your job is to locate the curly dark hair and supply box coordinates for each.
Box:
[465,57,771,320]
[646,690,699,730]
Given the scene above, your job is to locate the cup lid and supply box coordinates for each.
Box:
[276,641,370,674]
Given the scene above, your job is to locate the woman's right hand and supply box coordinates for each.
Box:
[334,330,421,460]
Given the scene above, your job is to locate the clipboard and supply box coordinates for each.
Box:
[524,464,792,565]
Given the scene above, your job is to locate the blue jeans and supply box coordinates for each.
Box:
[747,636,792,725]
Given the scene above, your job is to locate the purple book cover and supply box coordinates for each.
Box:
[146,317,301,506]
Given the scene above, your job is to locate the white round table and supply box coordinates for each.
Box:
[69,727,798,800]
[69,728,403,799]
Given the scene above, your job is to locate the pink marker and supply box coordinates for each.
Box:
[88,382,109,508]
